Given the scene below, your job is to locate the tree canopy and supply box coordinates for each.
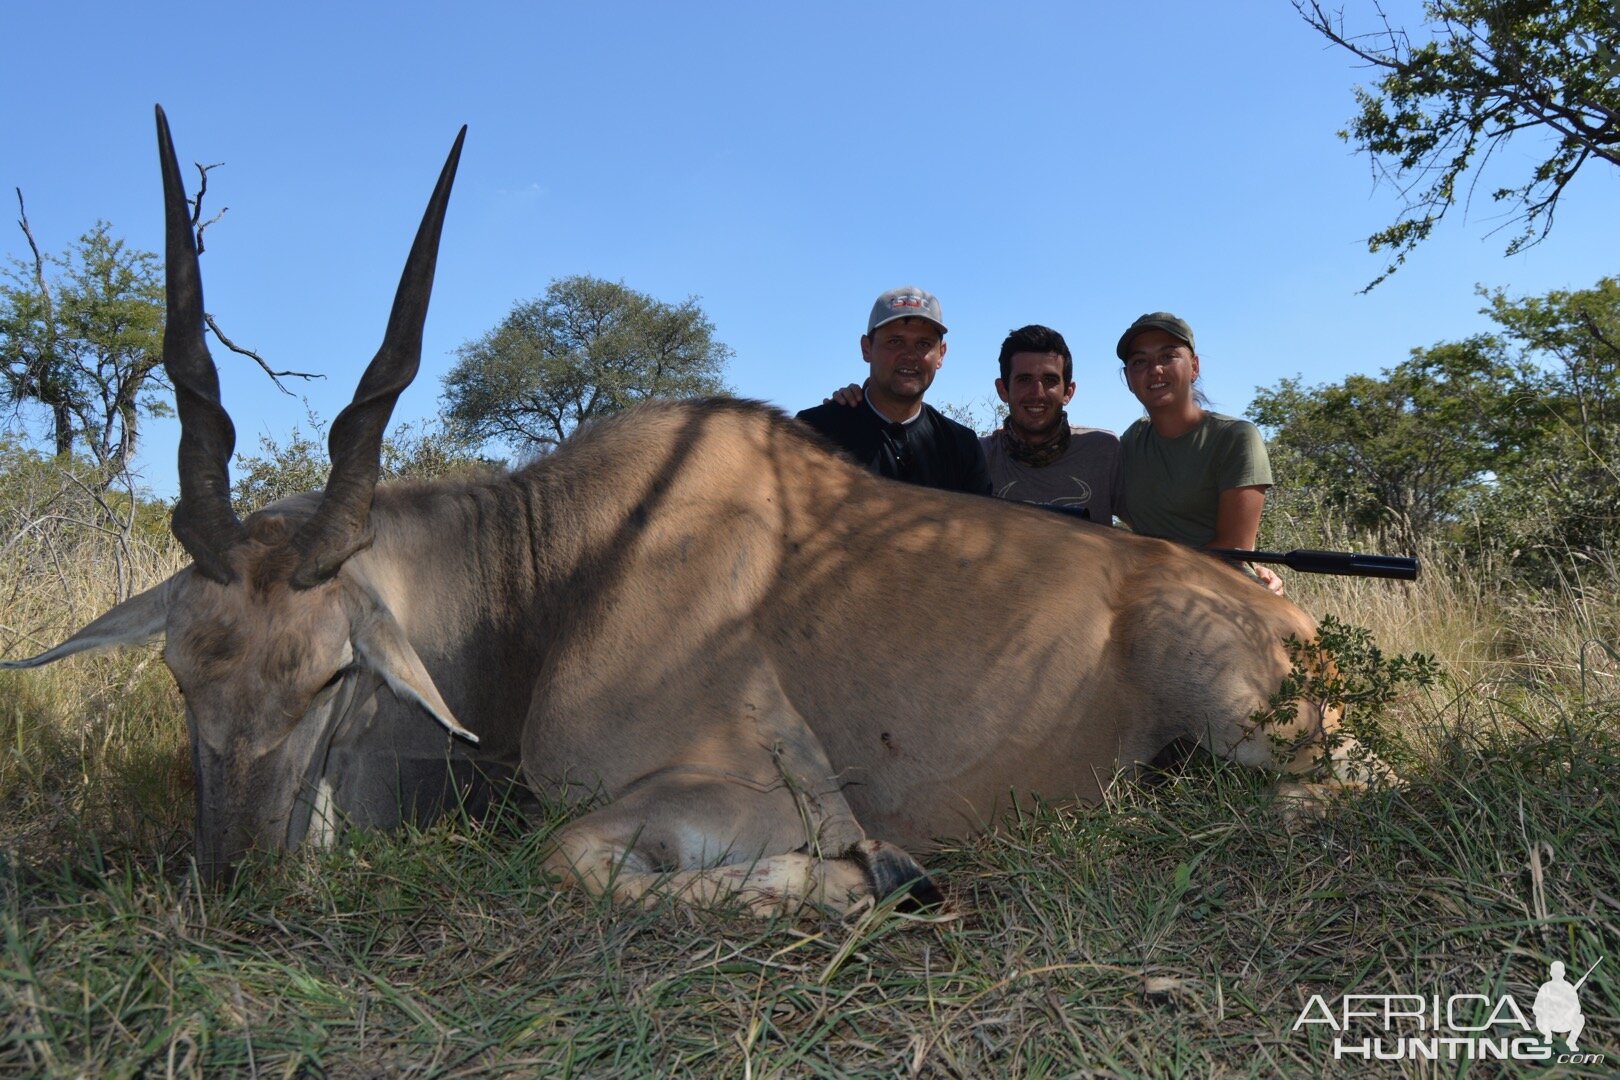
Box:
[232,417,493,514]
[442,275,732,455]
[1249,336,1530,549]
[1477,275,1620,563]
[1,219,165,470]
[1251,275,1620,578]
[1298,0,1620,287]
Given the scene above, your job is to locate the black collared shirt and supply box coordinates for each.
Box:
[796,399,993,496]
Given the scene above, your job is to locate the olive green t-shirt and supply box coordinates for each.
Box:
[1118,412,1272,547]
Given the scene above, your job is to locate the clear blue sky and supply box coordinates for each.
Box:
[7,1,1618,498]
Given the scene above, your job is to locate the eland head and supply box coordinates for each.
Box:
[2,108,476,877]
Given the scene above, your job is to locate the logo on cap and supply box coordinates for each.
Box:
[869,285,945,333]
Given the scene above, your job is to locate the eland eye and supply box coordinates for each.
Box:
[318,667,351,694]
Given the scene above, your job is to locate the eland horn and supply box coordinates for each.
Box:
[289,126,467,589]
[157,104,247,584]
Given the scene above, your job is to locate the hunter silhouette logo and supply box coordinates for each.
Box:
[1294,954,1607,1064]
[1534,957,1601,1051]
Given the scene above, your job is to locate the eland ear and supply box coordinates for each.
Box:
[1,577,176,669]
[351,606,478,744]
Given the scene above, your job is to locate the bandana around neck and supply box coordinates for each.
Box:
[998,411,1072,467]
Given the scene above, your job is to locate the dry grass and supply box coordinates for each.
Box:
[3,497,1617,1077]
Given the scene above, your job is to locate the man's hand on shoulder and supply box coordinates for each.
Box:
[827,384,864,408]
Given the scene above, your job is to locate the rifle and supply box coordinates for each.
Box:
[1032,504,1420,580]
[1206,547,1419,581]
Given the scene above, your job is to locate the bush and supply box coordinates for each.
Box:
[232,415,498,514]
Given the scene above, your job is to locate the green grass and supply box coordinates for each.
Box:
[3,707,1616,1076]
[3,526,1618,1076]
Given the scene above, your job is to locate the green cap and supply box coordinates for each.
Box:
[1116,312,1195,361]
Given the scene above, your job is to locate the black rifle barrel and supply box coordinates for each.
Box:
[1205,547,1420,580]
[1028,505,1419,580]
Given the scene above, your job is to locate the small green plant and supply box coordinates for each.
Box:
[1253,613,1439,779]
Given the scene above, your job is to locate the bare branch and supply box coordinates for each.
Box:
[13,189,48,290]
[179,161,322,395]
[1296,1,1407,69]
[61,467,137,599]
[189,161,227,255]
[1298,0,1620,286]
[13,190,55,348]
[1576,308,1620,362]
[11,188,69,453]
[202,313,324,395]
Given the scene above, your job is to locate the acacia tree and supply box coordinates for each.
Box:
[1251,276,1620,575]
[0,211,165,469]
[443,275,732,455]
[1477,276,1620,566]
[1248,337,1533,549]
[1298,0,1620,287]
[231,417,493,514]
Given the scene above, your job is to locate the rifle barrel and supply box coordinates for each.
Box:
[1027,504,1420,580]
[1205,547,1420,581]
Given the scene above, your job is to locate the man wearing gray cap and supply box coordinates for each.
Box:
[796,286,991,495]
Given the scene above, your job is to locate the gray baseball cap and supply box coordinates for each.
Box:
[1116,312,1195,360]
[867,286,947,335]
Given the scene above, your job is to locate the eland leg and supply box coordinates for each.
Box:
[540,773,939,916]
[1271,702,1401,814]
[1123,590,1401,815]
[522,517,944,915]
[1209,697,1400,814]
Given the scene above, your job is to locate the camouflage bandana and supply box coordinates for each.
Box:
[997,411,1072,468]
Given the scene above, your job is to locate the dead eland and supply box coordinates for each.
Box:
[2,110,1393,915]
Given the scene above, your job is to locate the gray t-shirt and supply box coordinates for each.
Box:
[979,427,1122,524]
[1118,412,1271,546]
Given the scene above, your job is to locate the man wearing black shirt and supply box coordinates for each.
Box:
[796,286,992,495]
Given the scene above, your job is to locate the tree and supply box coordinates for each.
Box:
[1475,276,1620,566]
[1,210,165,469]
[1298,0,1620,287]
[442,275,732,455]
[1249,337,1532,549]
[232,416,495,513]
[1,167,317,476]
[1251,275,1620,576]
[938,395,1009,436]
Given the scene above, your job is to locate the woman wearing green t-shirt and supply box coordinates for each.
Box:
[1114,312,1284,594]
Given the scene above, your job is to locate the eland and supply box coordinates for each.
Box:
[2,110,1393,915]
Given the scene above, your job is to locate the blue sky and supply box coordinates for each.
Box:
[7,1,1618,498]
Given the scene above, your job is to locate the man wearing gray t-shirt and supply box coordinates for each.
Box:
[979,324,1121,524]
